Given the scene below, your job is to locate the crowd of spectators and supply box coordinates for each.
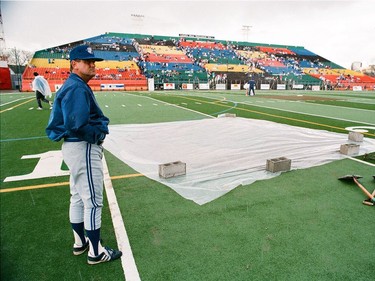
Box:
[26,34,374,90]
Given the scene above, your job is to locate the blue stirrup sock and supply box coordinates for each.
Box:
[86,228,102,256]
[71,222,86,246]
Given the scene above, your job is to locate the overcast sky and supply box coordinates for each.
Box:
[2,0,374,69]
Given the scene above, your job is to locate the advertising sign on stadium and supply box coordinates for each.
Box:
[292,84,304,89]
[312,85,320,91]
[352,86,363,91]
[231,84,241,90]
[215,84,226,90]
[277,84,286,90]
[260,84,270,90]
[164,83,175,90]
[199,83,210,90]
[100,84,125,90]
[182,83,194,90]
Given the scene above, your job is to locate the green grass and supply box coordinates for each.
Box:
[1,90,375,281]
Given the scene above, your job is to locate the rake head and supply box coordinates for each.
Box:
[338,175,363,181]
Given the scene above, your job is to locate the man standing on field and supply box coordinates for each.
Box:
[46,45,122,265]
[248,78,256,96]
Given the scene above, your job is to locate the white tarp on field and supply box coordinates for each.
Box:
[104,118,375,205]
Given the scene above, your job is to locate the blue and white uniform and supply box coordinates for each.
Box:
[46,44,121,264]
[46,73,109,231]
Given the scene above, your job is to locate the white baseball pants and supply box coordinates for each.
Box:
[62,141,104,231]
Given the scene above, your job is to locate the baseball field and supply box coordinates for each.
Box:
[1,89,375,281]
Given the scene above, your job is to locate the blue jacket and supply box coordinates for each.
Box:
[46,73,109,144]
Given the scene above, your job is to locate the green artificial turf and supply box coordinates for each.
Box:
[1,186,123,281]
[110,154,375,281]
[148,93,375,137]
[1,90,374,281]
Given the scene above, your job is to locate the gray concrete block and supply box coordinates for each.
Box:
[348,131,363,142]
[266,157,291,173]
[159,161,186,179]
[340,143,360,155]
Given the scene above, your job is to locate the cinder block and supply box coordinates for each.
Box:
[266,157,291,173]
[218,113,236,118]
[340,144,360,155]
[348,131,363,142]
[159,161,186,179]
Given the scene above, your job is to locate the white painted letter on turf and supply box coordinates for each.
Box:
[4,151,70,182]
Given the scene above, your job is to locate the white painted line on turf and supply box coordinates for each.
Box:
[240,100,375,126]
[0,97,33,107]
[345,126,375,133]
[141,95,214,119]
[345,156,375,167]
[0,98,34,113]
[102,155,141,281]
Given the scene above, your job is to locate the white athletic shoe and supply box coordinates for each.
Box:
[87,246,122,265]
[73,239,89,256]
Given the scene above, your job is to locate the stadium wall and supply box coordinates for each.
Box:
[21,79,148,92]
[0,62,12,90]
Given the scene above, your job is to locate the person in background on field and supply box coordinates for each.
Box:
[248,77,256,96]
[45,45,122,265]
[32,72,53,110]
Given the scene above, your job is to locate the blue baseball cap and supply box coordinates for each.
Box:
[69,45,103,61]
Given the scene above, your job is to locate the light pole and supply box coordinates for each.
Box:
[242,25,252,42]
[131,14,145,34]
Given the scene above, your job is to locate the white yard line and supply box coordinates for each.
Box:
[346,156,375,167]
[0,97,33,107]
[141,95,214,119]
[240,100,375,126]
[123,92,213,118]
[170,92,374,125]
[103,155,141,281]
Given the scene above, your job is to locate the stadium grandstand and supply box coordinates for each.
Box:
[21,32,375,92]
